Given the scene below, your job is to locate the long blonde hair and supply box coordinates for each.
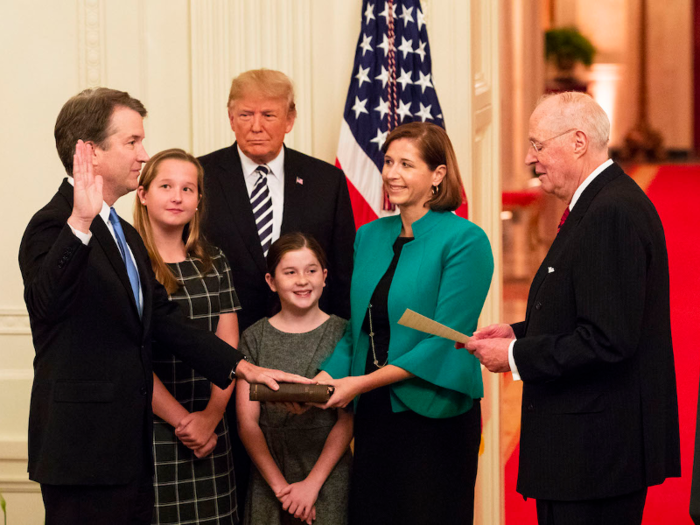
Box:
[134,148,213,294]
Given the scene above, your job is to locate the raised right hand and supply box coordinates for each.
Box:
[68,140,103,234]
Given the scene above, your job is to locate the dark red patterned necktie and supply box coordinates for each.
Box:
[557,207,570,233]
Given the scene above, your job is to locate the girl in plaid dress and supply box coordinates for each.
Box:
[135,149,240,524]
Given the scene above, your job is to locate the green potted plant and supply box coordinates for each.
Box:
[545,27,596,82]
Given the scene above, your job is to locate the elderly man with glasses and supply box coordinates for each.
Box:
[467,92,680,525]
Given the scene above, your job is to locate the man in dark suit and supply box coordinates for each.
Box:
[199,68,355,518]
[468,92,680,524]
[199,69,355,333]
[19,88,309,524]
[692,395,700,523]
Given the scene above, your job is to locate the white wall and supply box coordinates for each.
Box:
[0,1,502,523]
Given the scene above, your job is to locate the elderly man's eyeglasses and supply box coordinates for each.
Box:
[529,128,577,153]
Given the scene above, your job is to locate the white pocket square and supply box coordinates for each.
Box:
[548,267,555,273]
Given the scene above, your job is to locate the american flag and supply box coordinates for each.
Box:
[337,0,463,229]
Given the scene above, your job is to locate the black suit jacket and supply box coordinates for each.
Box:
[18,180,242,486]
[511,163,680,501]
[199,144,355,331]
[692,384,700,523]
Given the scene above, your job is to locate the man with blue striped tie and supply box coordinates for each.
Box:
[199,68,356,333]
[250,164,274,256]
[199,68,357,518]
[19,87,312,525]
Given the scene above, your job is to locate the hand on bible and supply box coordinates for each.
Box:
[235,359,314,391]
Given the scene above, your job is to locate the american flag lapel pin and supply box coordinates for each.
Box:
[296,177,304,185]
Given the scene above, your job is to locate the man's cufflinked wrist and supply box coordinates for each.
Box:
[229,355,248,381]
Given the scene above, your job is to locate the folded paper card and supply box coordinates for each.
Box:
[397,309,471,344]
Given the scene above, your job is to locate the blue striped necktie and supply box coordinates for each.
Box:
[109,208,142,317]
[251,165,273,256]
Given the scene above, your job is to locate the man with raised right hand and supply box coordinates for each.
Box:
[19,87,309,525]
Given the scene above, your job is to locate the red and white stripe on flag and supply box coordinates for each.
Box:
[336,0,467,230]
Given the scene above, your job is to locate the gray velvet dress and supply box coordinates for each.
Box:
[239,315,351,525]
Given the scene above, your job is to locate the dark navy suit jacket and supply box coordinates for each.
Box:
[199,144,355,331]
[512,163,680,500]
[19,180,241,485]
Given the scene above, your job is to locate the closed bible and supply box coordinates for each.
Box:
[249,383,334,403]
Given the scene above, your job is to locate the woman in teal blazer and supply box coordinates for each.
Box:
[317,123,493,525]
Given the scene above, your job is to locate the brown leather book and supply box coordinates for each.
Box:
[249,383,334,403]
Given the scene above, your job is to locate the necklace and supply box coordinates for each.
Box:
[367,303,387,368]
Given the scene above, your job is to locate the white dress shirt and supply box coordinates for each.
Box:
[66,178,144,311]
[508,158,613,380]
[238,146,285,245]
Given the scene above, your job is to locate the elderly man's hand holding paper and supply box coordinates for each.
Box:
[399,309,513,373]
[465,323,514,373]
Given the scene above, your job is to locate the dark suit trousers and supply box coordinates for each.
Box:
[41,472,154,525]
[535,488,647,525]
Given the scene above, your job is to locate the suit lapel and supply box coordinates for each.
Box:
[560,162,624,236]
[523,163,624,329]
[280,146,305,235]
[58,181,141,319]
[213,144,267,274]
[90,215,141,319]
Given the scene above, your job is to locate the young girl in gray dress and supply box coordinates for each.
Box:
[236,233,352,525]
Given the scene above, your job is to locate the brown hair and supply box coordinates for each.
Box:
[55,87,147,176]
[134,148,213,294]
[266,233,328,315]
[227,69,297,117]
[382,122,464,212]
[266,233,328,276]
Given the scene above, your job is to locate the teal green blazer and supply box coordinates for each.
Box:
[321,210,494,418]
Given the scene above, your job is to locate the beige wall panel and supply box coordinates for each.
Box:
[191,0,233,156]
[0,373,33,442]
[0,1,85,514]
[426,1,473,196]
[575,0,626,63]
[647,0,692,150]
[0,1,81,308]
[0,484,43,525]
[310,1,361,164]
[501,0,544,191]
[554,0,692,150]
[615,0,639,149]
[472,3,505,520]
[191,0,314,157]
[142,0,192,154]
[431,0,503,522]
